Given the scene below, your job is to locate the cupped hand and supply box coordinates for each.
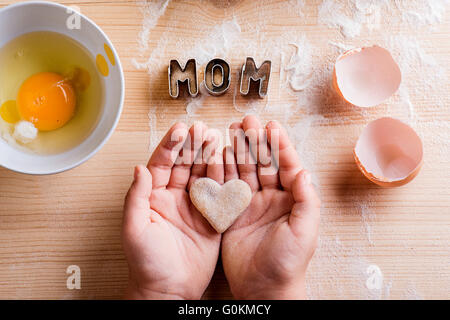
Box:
[122,122,222,300]
[220,115,321,300]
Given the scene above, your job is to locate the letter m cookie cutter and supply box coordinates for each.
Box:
[239,57,271,98]
[168,59,198,98]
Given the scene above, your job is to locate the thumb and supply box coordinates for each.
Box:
[289,170,321,240]
[123,165,153,230]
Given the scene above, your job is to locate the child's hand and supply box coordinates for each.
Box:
[122,122,222,300]
[221,116,321,299]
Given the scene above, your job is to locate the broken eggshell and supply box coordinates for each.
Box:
[333,46,401,107]
[354,117,423,187]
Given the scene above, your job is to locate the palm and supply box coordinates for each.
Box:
[128,189,220,296]
[122,122,221,299]
[122,117,320,300]
[223,190,309,297]
[220,116,320,299]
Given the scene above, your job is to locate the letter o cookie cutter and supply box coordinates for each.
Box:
[204,58,231,96]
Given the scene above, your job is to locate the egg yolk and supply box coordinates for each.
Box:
[17,72,76,131]
[0,100,21,124]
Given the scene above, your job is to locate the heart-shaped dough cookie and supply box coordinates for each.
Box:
[189,178,252,233]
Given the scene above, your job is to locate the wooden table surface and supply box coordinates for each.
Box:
[0,0,449,299]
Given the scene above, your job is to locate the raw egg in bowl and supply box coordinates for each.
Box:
[0,2,124,175]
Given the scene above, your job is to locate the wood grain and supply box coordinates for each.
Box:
[0,0,449,299]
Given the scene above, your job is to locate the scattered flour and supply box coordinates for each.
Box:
[318,0,387,38]
[318,0,449,38]
[287,114,325,188]
[185,81,209,116]
[358,202,375,245]
[133,0,449,299]
[384,35,447,124]
[318,0,362,38]
[136,0,170,53]
[284,40,313,92]
[306,235,393,299]
[402,282,425,300]
[328,41,354,52]
[397,85,416,124]
[180,17,241,66]
[147,108,158,152]
[132,36,169,71]
[287,0,305,18]
[400,0,450,27]
[232,71,269,114]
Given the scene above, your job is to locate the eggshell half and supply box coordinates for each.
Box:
[333,46,401,107]
[354,117,423,187]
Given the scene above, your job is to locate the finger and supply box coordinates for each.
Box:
[266,120,302,191]
[289,170,321,242]
[168,122,208,189]
[147,122,189,189]
[229,122,260,192]
[207,150,224,185]
[242,115,280,189]
[123,165,153,232]
[187,128,220,190]
[223,146,239,182]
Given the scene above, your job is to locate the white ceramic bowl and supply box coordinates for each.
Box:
[0,1,124,174]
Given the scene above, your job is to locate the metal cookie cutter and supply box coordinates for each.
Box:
[239,57,271,98]
[168,59,198,98]
[204,58,231,96]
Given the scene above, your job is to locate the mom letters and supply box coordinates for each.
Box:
[168,57,271,99]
